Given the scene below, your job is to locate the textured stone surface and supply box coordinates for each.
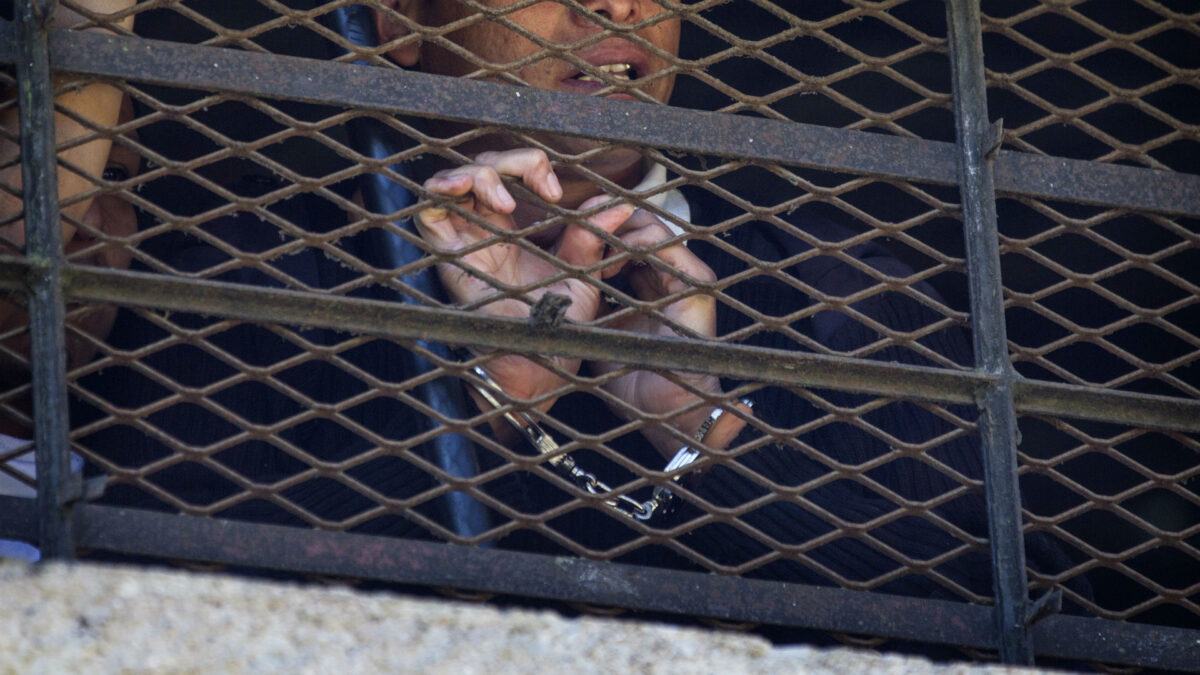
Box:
[0,560,1056,674]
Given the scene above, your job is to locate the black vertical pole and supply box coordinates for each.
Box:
[323,5,490,541]
[944,0,1033,664]
[15,0,74,560]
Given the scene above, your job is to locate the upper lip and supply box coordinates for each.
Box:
[567,39,652,81]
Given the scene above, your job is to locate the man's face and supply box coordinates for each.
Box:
[420,0,680,102]
[59,132,140,370]
[0,102,140,384]
[408,0,681,178]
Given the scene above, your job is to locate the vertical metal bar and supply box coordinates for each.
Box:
[944,0,1032,664]
[15,0,74,560]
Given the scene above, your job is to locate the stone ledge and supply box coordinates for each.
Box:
[1,560,1056,674]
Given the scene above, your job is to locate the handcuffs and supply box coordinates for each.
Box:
[463,357,751,522]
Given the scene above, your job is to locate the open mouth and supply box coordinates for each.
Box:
[572,63,639,83]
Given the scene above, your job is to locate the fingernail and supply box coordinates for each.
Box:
[493,185,515,211]
[611,202,635,218]
[434,173,466,185]
[579,194,612,211]
[546,172,562,200]
[419,207,448,222]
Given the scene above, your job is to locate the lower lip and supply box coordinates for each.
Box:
[560,79,638,101]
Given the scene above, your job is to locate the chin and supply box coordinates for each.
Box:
[579,146,643,171]
[548,143,644,186]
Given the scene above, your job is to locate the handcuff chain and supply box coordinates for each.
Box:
[466,363,674,521]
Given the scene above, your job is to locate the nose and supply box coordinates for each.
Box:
[574,0,642,25]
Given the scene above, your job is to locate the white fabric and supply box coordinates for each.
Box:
[0,434,36,498]
[0,435,82,562]
[631,162,690,236]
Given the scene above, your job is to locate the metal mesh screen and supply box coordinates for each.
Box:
[979,0,1200,632]
[0,0,1196,668]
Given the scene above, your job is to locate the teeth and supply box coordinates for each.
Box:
[576,63,633,83]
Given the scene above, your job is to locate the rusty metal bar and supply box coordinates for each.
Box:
[1032,614,1200,672]
[945,0,1031,664]
[992,153,1200,217]
[1,259,1197,432]
[1010,381,1200,433]
[67,498,1002,646]
[14,0,74,561]
[53,260,992,403]
[0,496,1192,671]
[0,7,1190,670]
[0,27,1195,217]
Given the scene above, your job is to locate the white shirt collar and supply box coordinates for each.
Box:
[631,162,690,236]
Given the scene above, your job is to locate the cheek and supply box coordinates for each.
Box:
[654,20,681,54]
[517,59,566,88]
[440,21,530,74]
[80,306,118,339]
[65,305,118,368]
[97,200,136,270]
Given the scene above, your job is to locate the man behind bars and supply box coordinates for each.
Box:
[79,0,1089,603]
[365,0,1091,601]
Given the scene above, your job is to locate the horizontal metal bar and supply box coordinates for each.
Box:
[993,152,1200,218]
[0,27,1195,217]
[1,259,1195,432]
[13,27,959,184]
[50,261,989,404]
[1033,614,1200,672]
[1012,381,1200,435]
[69,500,999,646]
[7,499,1176,671]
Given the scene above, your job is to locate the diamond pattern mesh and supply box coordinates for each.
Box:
[0,0,1196,649]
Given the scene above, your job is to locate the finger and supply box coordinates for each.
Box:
[413,203,464,252]
[424,165,515,214]
[612,205,665,237]
[618,211,717,295]
[601,209,658,278]
[474,149,562,204]
[606,210,712,283]
[601,208,669,278]
[555,195,635,272]
[423,149,562,216]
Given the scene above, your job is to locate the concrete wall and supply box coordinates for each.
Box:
[1,561,1054,674]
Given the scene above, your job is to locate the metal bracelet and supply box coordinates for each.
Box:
[692,398,754,444]
[463,363,749,522]
[644,398,754,519]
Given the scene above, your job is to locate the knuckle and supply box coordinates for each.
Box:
[478,166,501,185]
